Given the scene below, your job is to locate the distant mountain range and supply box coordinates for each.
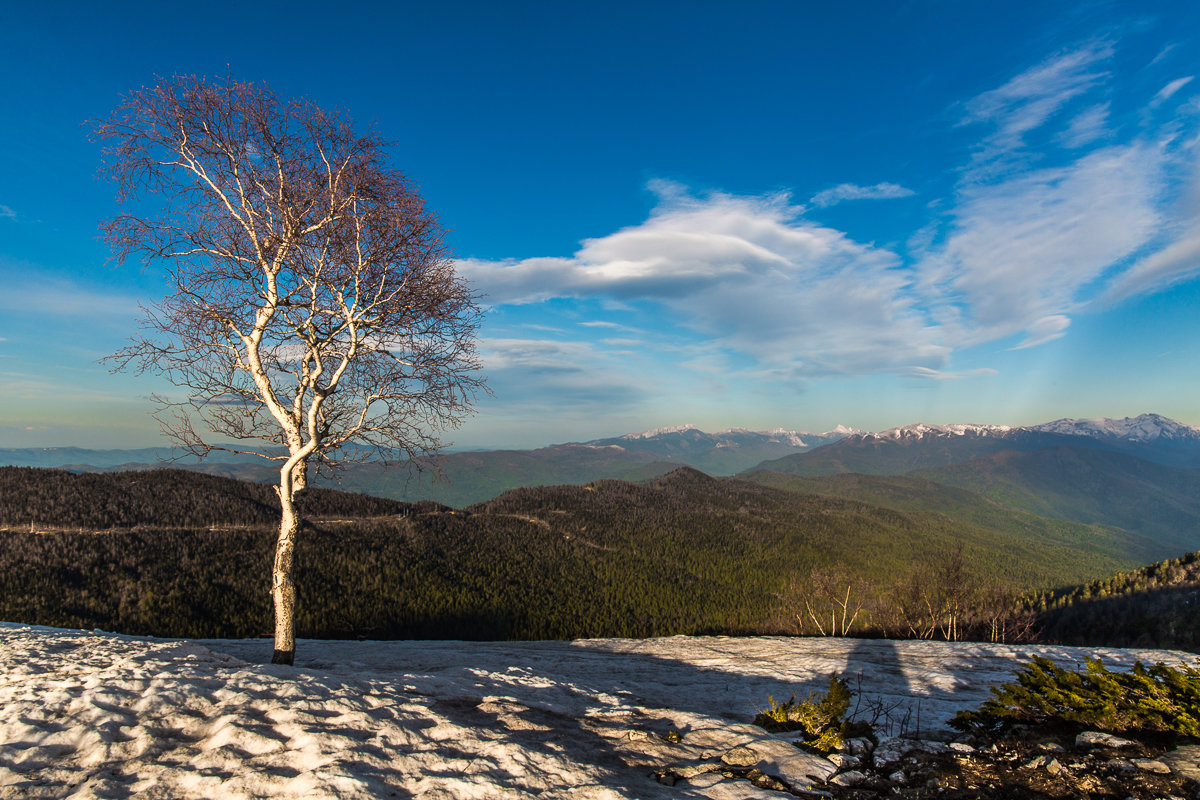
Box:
[3,414,1199,552]
[0,424,859,507]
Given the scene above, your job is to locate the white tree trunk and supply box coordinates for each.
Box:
[271,465,302,665]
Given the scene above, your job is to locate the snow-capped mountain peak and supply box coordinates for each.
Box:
[716,427,812,447]
[1031,413,1200,442]
[865,422,1015,441]
[620,424,701,440]
[829,424,867,436]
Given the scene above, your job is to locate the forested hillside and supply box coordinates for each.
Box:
[914,446,1200,555]
[740,471,1162,562]
[1027,550,1200,651]
[0,466,1141,642]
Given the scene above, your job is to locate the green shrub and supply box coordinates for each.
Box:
[754,674,854,751]
[952,656,1200,738]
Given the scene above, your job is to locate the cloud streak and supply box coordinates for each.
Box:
[0,279,142,320]
[961,41,1112,179]
[809,182,915,207]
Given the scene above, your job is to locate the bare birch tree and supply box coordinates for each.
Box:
[96,75,485,664]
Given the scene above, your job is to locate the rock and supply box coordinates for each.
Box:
[537,787,629,800]
[872,737,910,766]
[1131,758,1171,774]
[682,772,725,788]
[1076,731,1137,749]
[873,737,951,767]
[888,769,907,784]
[721,745,760,767]
[688,724,775,756]
[829,770,868,786]
[685,769,802,798]
[1024,755,1063,775]
[674,762,721,779]
[1037,742,1065,753]
[1105,758,1134,772]
[826,752,860,769]
[742,739,838,787]
[705,737,838,791]
[843,737,873,756]
[1161,744,1200,781]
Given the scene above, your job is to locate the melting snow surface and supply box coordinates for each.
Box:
[2,624,1196,799]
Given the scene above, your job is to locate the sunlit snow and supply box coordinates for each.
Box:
[2,624,1197,798]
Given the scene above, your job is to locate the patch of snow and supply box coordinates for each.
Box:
[562,444,627,451]
[2,625,1197,799]
[753,428,811,447]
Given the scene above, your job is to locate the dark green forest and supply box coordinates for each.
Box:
[4,465,1186,646]
[1026,550,1200,651]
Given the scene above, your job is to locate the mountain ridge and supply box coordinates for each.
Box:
[4,413,1198,507]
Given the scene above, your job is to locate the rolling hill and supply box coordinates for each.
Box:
[740,470,1164,562]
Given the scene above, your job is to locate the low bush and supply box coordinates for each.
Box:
[952,656,1200,738]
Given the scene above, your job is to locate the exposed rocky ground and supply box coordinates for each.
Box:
[651,727,1200,799]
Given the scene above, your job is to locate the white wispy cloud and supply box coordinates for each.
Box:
[916,40,1200,351]
[462,188,947,377]
[1010,315,1072,350]
[1152,76,1194,106]
[902,366,1000,380]
[1101,228,1200,303]
[919,142,1165,345]
[478,338,650,412]
[1057,103,1109,148]
[0,205,15,219]
[961,41,1113,178]
[809,182,915,208]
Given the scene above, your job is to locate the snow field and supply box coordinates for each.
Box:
[2,624,1197,799]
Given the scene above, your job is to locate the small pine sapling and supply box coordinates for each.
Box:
[755,674,856,751]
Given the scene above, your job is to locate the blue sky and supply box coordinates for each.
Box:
[3,1,1200,449]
